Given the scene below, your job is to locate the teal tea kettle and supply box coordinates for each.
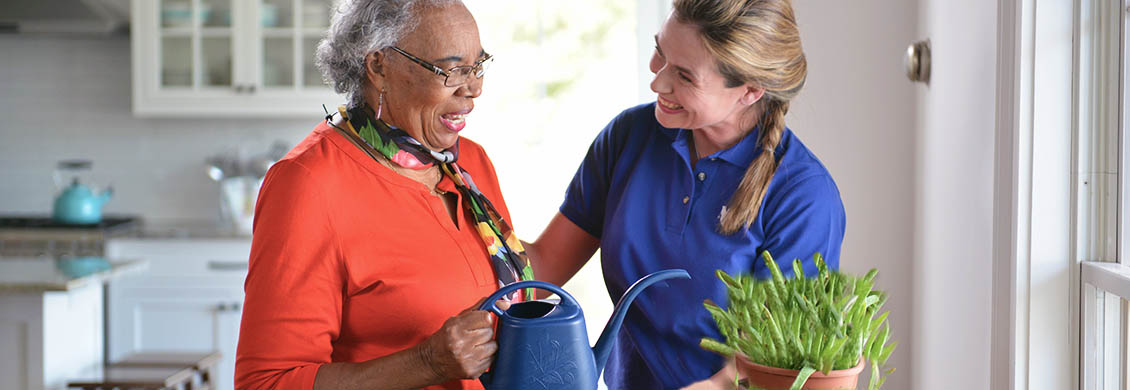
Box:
[478,269,690,390]
[52,160,113,225]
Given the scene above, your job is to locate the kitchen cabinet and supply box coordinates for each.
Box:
[130,0,342,117]
[105,238,251,390]
[0,258,144,390]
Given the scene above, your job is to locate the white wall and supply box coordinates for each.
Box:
[0,36,312,221]
[788,2,918,389]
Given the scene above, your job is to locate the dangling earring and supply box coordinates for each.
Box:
[376,88,385,120]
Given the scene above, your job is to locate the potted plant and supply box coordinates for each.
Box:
[700,252,896,390]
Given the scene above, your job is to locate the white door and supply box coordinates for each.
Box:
[787,2,918,389]
[912,0,1000,389]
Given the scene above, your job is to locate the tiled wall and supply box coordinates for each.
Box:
[0,35,313,221]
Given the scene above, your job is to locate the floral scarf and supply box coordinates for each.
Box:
[333,105,536,300]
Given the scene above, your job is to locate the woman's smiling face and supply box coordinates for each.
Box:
[369,2,486,152]
[649,14,761,131]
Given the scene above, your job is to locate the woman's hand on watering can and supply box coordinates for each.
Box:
[418,297,511,381]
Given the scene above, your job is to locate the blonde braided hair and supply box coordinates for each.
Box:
[673,0,807,234]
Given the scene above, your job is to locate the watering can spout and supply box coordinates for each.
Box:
[591,269,690,376]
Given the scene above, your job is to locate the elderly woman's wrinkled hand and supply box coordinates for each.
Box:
[418,298,510,381]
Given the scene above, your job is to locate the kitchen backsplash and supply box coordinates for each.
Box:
[0,35,316,220]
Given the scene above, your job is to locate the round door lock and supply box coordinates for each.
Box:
[906,40,931,84]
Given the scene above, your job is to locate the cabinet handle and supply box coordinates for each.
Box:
[215,302,243,312]
[207,260,249,271]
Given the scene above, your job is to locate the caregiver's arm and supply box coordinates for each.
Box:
[523,212,600,290]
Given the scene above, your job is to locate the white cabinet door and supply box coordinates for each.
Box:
[109,287,243,390]
[131,0,342,117]
[255,0,335,92]
[106,238,250,390]
[214,301,243,390]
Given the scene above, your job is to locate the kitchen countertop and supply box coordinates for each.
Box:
[131,218,252,240]
[0,257,147,293]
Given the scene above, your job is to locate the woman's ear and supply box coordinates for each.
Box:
[365,51,385,87]
[740,85,766,106]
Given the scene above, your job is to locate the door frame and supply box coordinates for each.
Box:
[992,1,1026,389]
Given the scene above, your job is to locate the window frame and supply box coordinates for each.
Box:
[1082,263,1130,390]
[1079,1,1128,390]
[1121,0,1129,269]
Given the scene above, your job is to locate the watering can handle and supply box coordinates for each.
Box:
[478,280,580,316]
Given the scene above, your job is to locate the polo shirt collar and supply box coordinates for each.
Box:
[665,125,764,168]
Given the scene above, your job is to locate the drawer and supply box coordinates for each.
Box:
[106,239,252,277]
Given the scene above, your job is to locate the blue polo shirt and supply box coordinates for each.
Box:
[561,103,846,389]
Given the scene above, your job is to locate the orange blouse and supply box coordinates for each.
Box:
[235,122,510,390]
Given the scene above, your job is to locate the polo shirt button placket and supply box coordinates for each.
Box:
[697,172,706,181]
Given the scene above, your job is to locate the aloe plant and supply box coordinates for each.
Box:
[700,251,896,390]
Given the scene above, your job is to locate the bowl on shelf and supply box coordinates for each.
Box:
[260,3,280,28]
[162,3,212,28]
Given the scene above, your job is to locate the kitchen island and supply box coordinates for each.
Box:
[0,257,145,390]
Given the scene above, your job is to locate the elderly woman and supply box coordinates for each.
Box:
[234,1,534,389]
[525,0,846,388]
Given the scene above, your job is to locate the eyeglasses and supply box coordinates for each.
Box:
[390,46,493,87]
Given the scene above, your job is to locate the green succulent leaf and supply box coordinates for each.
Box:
[790,366,817,390]
[700,337,735,356]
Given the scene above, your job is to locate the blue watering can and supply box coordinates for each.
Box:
[478,269,690,390]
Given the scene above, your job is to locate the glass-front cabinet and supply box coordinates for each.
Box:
[132,0,340,117]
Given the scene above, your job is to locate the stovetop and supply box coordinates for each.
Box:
[0,216,139,231]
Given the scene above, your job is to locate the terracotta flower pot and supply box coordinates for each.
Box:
[737,355,865,390]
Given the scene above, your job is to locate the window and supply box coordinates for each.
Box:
[461,0,662,341]
[1078,1,1128,389]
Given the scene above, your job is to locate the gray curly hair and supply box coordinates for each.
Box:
[315,0,459,108]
